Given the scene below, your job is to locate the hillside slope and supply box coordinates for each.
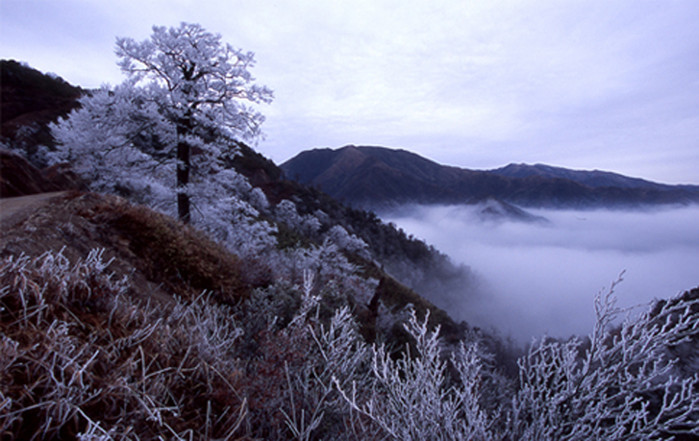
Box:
[281,145,699,208]
[3,192,693,439]
[1,59,82,162]
[0,59,476,340]
[0,188,477,436]
[2,59,698,441]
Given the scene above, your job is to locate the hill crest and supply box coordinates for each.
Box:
[281,145,699,208]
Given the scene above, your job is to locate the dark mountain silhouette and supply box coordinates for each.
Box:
[474,198,549,223]
[281,145,699,209]
[0,61,87,197]
[489,163,682,190]
[1,59,83,158]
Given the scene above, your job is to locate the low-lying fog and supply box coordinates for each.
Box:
[381,203,699,343]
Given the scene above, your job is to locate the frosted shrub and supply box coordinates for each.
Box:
[272,241,377,306]
[329,282,698,441]
[0,249,250,440]
[0,250,131,438]
[276,199,303,228]
[232,272,373,439]
[2,246,696,440]
[325,225,370,259]
[335,309,499,441]
[250,187,270,211]
[505,281,699,441]
[193,191,278,259]
[274,199,323,238]
[282,305,376,441]
[0,249,127,327]
[166,292,243,369]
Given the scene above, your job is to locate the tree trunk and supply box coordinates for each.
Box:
[176,117,192,223]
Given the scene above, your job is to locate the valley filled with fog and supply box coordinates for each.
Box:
[381,203,699,342]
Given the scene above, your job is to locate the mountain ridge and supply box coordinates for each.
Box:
[489,162,681,190]
[281,145,699,209]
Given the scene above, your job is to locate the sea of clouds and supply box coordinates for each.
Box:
[381,204,699,343]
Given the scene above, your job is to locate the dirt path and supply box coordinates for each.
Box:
[0,191,69,232]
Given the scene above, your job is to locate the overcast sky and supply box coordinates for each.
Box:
[2,0,698,184]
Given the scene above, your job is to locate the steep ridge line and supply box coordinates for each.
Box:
[281,145,699,208]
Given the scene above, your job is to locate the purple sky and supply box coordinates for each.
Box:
[2,0,698,184]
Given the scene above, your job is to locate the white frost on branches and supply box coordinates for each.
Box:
[115,22,273,141]
[49,83,175,202]
[52,22,273,222]
[335,310,498,441]
[325,225,370,259]
[506,279,699,440]
[328,280,698,441]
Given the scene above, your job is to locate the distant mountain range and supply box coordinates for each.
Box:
[281,145,699,209]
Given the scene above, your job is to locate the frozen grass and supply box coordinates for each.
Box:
[0,249,247,440]
[1,249,696,440]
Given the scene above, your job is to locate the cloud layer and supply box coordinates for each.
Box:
[382,204,699,342]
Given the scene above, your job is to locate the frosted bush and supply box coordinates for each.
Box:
[505,282,699,440]
[325,225,370,259]
[335,309,499,441]
[2,246,696,440]
[330,282,698,441]
[0,249,251,439]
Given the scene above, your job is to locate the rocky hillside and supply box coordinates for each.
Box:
[281,145,699,208]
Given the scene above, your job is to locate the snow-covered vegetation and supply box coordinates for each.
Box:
[2,250,696,440]
[1,23,697,440]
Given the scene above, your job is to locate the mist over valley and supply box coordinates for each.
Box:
[282,144,699,342]
[381,203,699,342]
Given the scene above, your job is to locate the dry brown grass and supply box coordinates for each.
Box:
[1,191,250,307]
[0,192,262,439]
[0,249,251,440]
[101,202,250,305]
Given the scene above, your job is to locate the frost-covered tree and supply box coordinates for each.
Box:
[50,82,174,201]
[115,22,273,222]
[53,23,272,223]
